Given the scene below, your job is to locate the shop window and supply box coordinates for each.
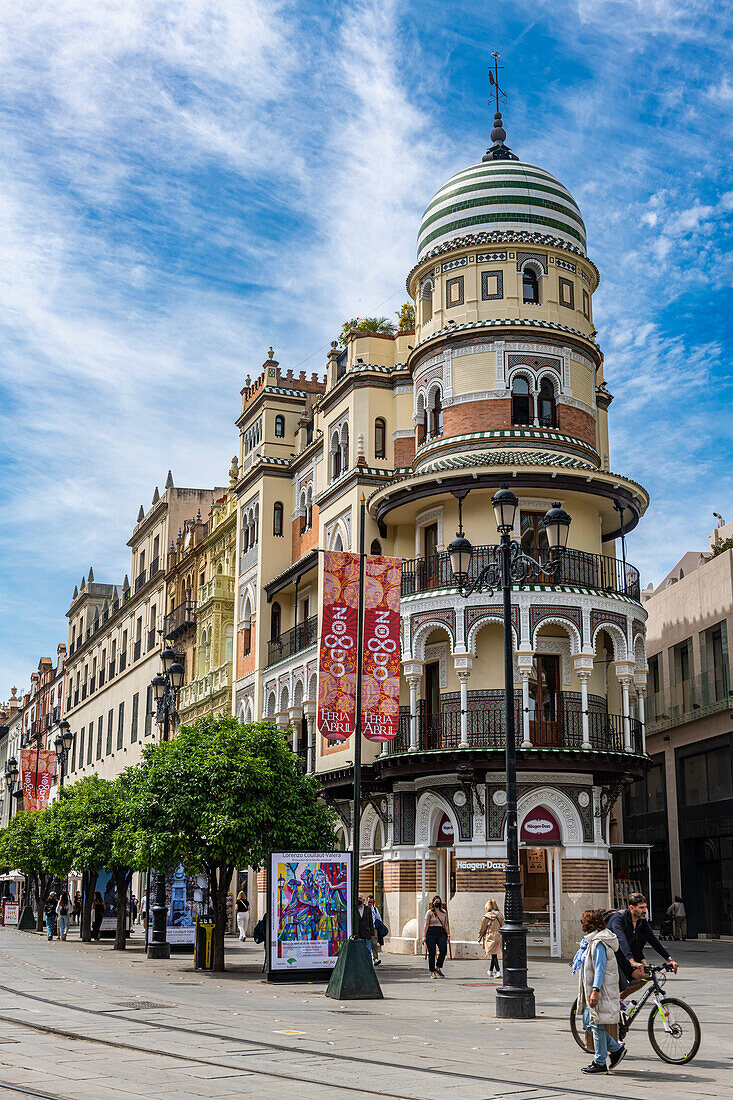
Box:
[274,415,285,438]
[511,376,532,425]
[273,501,284,537]
[446,276,464,308]
[375,418,386,459]
[522,268,540,304]
[559,277,575,308]
[481,270,503,300]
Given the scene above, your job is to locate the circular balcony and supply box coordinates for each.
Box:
[401,545,640,602]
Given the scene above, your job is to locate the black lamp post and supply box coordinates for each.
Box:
[54,720,74,790]
[447,488,571,1019]
[4,757,19,822]
[147,648,184,960]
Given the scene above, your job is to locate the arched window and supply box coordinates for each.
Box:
[331,433,341,480]
[538,377,556,428]
[341,424,349,470]
[299,492,308,535]
[511,376,532,426]
[333,531,344,552]
[370,539,382,556]
[522,267,540,304]
[306,487,313,531]
[374,417,386,459]
[271,602,281,641]
[224,623,234,664]
[429,389,443,437]
[420,279,433,325]
[274,414,285,438]
[273,501,284,537]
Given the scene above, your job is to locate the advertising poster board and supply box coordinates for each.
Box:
[268,852,351,981]
[2,900,20,926]
[93,870,131,934]
[165,866,207,947]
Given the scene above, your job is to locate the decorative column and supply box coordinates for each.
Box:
[572,654,595,751]
[403,661,423,753]
[516,652,534,748]
[304,702,316,773]
[614,661,635,751]
[453,654,473,748]
[634,670,648,755]
[288,707,302,755]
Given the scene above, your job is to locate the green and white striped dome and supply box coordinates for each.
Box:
[417,160,586,261]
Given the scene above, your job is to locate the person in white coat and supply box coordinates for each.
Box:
[577,909,627,1075]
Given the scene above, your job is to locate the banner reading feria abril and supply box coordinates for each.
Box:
[317,551,360,741]
[362,556,402,742]
[20,748,56,812]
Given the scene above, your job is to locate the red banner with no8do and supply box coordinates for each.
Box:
[20,747,56,812]
[317,551,360,741]
[362,555,402,742]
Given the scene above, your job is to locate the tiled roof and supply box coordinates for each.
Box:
[418,450,595,473]
[413,317,598,355]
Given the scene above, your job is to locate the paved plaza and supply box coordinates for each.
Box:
[0,929,730,1099]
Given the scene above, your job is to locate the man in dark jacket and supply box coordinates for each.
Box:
[356,893,375,949]
[607,892,678,995]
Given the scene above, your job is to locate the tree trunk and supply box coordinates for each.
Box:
[209,864,234,972]
[81,870,98,942]
[31,873,41,932]
[35,873,52,933]
[113,869,130,950]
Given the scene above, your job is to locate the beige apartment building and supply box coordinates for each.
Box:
[621,518,733,936]
[232,118,651,957]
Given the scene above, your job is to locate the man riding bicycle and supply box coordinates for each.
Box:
[607,892,679,999]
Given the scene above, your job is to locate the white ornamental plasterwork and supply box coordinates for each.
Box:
[324,506,352,552]
[449,389,506,405]
[424,643,448,689]
[517,786,583,845]
[414,506,444,555]
[393,384,413,397]
[416,790,459,846]
[534,636,573,687]
[496,340,570,394]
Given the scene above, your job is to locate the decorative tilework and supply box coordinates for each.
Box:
[442,256,468,272]
[446,787,472,841]
[487,782,593,842]
[516,251,548,275]
[559,277,575,309]
[465,604,520,642]
[556,258,577,273]
[477,251,507,262]
[507,353,561,373]
[590,609,628,639]
[446,276,464,307]
[481,269,504,301]
[530,604,583,642]
[411,608,456,644]
[580,269,591,286]
[399,792,416,844]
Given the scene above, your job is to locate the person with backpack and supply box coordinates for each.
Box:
[576,909,627,1075]
[44,892,58,940]
[56,891,70,941]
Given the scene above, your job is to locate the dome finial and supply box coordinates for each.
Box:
[483,52,519,162]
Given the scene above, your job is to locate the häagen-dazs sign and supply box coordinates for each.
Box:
[456,860,506,871]
[520,805,562,845]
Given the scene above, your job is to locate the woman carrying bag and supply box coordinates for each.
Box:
[478,898,504,976]
[422,895,450,979]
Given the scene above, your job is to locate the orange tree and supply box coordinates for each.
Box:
[127,716,337,971]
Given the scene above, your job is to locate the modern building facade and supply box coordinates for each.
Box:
[622,518,733,936]
[235,116,651,956]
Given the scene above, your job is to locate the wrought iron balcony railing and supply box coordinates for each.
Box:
[267,615,318,667]
[163,599,196,639]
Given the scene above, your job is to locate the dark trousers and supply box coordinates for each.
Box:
[489,953,500,973]
[425,927,447,972]
[92,916,103,940]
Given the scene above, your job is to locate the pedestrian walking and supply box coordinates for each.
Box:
[236,891,250,941]
[139,893,147,926]
[422,895,450,979]
[366,894,383,965]
[668,896,687,941]
[44,892,58,940]
[56,891,70,941]
[577,908,627,1074]
[131,893,138,924]
[72,892,82,926]
[91,891,105,940]
[356,893,375,956]
[478,898,503,976]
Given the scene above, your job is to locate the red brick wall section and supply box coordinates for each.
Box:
[561,859,610,893]
[383,860,437,892]
[236,622,256,679]
[557,405,596,449]
[442,398,512,435]
[394,436,416,467]
[455,865,506,892]
[359,866,375,895]
[257,870,267,892]
[290,506,320,561]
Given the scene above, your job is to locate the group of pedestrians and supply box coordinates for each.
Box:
[43,890,119,941]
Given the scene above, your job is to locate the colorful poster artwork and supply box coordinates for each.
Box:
[317,551,360,742]
[362,555,402,742]
[20,748,55,812]
[269,852,351,972]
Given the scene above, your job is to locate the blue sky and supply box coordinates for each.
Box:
[1,0,732,697]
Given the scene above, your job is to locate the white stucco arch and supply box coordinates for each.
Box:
[634,632,646,669]
[307,672,318,702]
[532,617,582,656]
[328,519,349,551]
[416,790,460,847]
[266,690,276,718]
[279,683,290,713]
[293,678,304,708]
[467,614,519,656]
[507,366,535,392]
[537,369,561,396]
[412,620,454,660]
[514,786,583,846]
[592,621,628,661]
[359,802,380,851]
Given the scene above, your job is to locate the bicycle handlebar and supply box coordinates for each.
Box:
[646,963,675,973]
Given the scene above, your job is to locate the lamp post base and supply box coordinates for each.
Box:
[495,921,535,1019]
[146,942,171,960]
[496,985,536,1019]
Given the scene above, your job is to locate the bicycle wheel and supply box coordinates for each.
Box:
[569,999,588,1052]
[647,997,701,1064]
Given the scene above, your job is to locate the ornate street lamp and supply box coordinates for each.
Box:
[54,720,74,791]
[448,488,571,1020]
[146,648,184,961]
[4,757,19,822]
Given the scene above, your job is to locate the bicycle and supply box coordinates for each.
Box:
[570,963,700,1064]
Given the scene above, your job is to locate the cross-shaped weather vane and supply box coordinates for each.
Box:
[488,51,507,114]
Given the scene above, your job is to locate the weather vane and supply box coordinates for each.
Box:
[488,52,507,115]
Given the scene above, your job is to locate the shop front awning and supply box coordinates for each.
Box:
[0,871,25,882]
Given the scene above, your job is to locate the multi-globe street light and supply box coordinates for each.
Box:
[54,719,75,790]
[447,486,571,1019]
[146,647,184,960]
